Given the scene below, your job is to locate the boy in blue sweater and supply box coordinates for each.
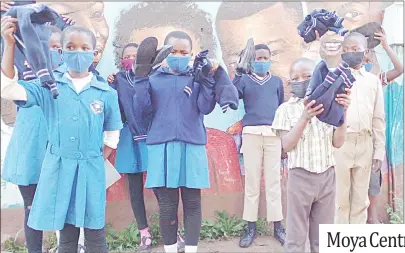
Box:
[233,44,285,247]
[1,25,122,252]
[132,31,217,253]
[1,19,66,253]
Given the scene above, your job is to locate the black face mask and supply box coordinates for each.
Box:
[290,79,310,98]
[341,52,365,68]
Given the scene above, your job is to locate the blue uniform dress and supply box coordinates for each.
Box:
[109,71,148,174]
[132,67,217,189]
[2,64,67,186]
[15,72,122,231]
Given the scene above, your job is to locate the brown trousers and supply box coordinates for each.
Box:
[284,167,336,253]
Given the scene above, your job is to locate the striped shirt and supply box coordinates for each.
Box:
[272,97,335,173]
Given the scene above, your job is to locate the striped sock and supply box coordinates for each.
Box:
[164,243,178,253]
[50,83,59,98]
[221,104,229,113]
[184,86,192,97]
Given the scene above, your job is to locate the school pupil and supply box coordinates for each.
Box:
[271,57,351,252]
[334,32,386,225]
[0,20,67,253]
[233,43,285,247]
[132,30,217,253]
[108,42,185,252]
[1,24,122,253]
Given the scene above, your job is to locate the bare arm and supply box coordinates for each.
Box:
[332,89,351,148]
[302,31,321,63]
[374,30,403,83]
[1,16,27,101]
[103,130,120,160]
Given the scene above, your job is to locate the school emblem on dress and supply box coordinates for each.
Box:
[90,100,103,114]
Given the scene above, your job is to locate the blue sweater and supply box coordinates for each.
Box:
[133,66,216,145]
[233,73,284,127]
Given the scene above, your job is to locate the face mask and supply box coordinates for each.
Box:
[50,49,63,68]
[341,52,365,68]
[253,61,271,75]
[121,58,135,71]
[364,63,373,72]
[62,50,95,72]
[290,79,311,98]
[166,55,191,72]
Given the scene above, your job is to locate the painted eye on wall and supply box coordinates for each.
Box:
[345,11,363,21]
[91,10,104,19]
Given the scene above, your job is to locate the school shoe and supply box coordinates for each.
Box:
[351,22,382,49]
[274,226,286,246]
[139,234,153,253]
[236,38,255,74]
[133,37,158,77]
[239,227,257,248]
[177,232,185,252]
[150,45,173,73]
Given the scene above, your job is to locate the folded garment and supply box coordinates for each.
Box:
[351,22,382,49]
[213,65,239,113]
[306,61,356,127]
[298,9,349,43]
[6,4,60,98]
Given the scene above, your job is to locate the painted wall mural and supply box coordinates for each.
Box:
[1,2,403,223]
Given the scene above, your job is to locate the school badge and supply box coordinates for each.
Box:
[90,100,103,114]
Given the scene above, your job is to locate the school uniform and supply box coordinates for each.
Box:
[2,64,68,186]
[10,71,122,231]
[334,67,385,224]
[233,72,284,223]
[133,66,216,189]
[272,96,337,252]
[110,70,150,230]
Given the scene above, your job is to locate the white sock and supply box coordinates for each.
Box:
[185,245,198,253]
[56,231,60,245]
[164,243,178,253]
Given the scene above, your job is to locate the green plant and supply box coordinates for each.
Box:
[43,233,58,252]
[386,198,404,224]
[256,217,273,236]
[106,222,140,252]
[149,213,162,245]
[200,211,245,241]
[3,238,28,253]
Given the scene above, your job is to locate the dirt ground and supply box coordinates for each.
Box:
[152,236,284,253]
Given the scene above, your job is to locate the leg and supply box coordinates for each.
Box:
[367,170,382,223]
[58,224,80,253]
[78,228,85,252]
[83,227,108,253]
[350,135,373,224]
[180,187,202,251]
[18,184,43,253]
[308,168,336,253]
[240,134,263,247]
[284,168,315,253]
[127,173,148,230]
[154,187,180,253]
[262,136,284,244]
[334,138,355,224]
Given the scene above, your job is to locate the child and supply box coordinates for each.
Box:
[1,24,122,252]
[363,28,403,224]
[334,32,385,224]
[108,42,185,252]
[1,21,66,253]
[132,31,217,253]
[233,44,285,247]
[271,57,350,252]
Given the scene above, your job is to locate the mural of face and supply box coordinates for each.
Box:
[113,2,215,69]
[216,2,303,94]
[305,2,391,67]
[41,1,109,66]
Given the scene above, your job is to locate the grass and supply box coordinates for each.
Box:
[386,198,404,224]
[2,211,274,253]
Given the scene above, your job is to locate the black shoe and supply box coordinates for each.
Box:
[134,37,158,77]
[239,228,257,248]
[151,45,173,72]
[274,227,286,246]
[236,38,255,74]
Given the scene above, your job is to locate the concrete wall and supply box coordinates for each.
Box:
[1,1,403,241]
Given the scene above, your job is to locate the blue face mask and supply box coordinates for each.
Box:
[364,63,373,72]
[62,51,94,72]
[253,61,271,75]
[50,49,63,68]
[166,55,191,72]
